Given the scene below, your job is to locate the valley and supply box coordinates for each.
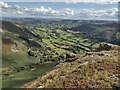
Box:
[1,18,119,88]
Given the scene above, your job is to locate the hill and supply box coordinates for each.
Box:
[23,44,120,88]
[69,23,119,45]
[1,20,57,88]
[1,18,119,88]
[1,19,92,88]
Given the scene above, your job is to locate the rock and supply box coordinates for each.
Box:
[60,76,66,80]
[37,86,43,88]
[27,51,34,56]
[91,48,96,52]
[65,53,77,62]
[96,53,104,56]
[66,53,76,58]
[86,52,93,55]
[98,42,112,51]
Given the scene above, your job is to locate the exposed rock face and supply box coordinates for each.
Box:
[97,43,112,51]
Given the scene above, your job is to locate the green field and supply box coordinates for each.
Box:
[2,62,55,88]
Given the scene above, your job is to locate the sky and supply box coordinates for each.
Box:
[0,0,119,3]
[0,0,119,20]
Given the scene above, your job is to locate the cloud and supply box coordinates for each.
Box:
[17,11,23,14]
[76,8,118,19]
[33,6,58,15]
[34,6,49,13]
[33,7,75,16]
[14,5,29,11]
[44,0,119,3]
[0,2,11,8]
[0,0,119,4]
[0,2,118,20]
[64,8,74,15]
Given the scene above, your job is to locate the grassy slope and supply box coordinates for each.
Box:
[2,62,55,88]
[2,30,39,68]
[1,21,56,88]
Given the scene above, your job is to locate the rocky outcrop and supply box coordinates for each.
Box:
[65,53,78,62]
[97,42,112,51]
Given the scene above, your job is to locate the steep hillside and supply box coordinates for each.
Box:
[23,44,120,88]
[2,21,39,67]
[1,21,56,88]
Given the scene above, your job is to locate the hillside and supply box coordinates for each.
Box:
[1,19,119,88]
[1,20,92,88]
[69,23,119,45]
[1,20,58,88]
[1,21,50,88]
[23,44,120,88]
